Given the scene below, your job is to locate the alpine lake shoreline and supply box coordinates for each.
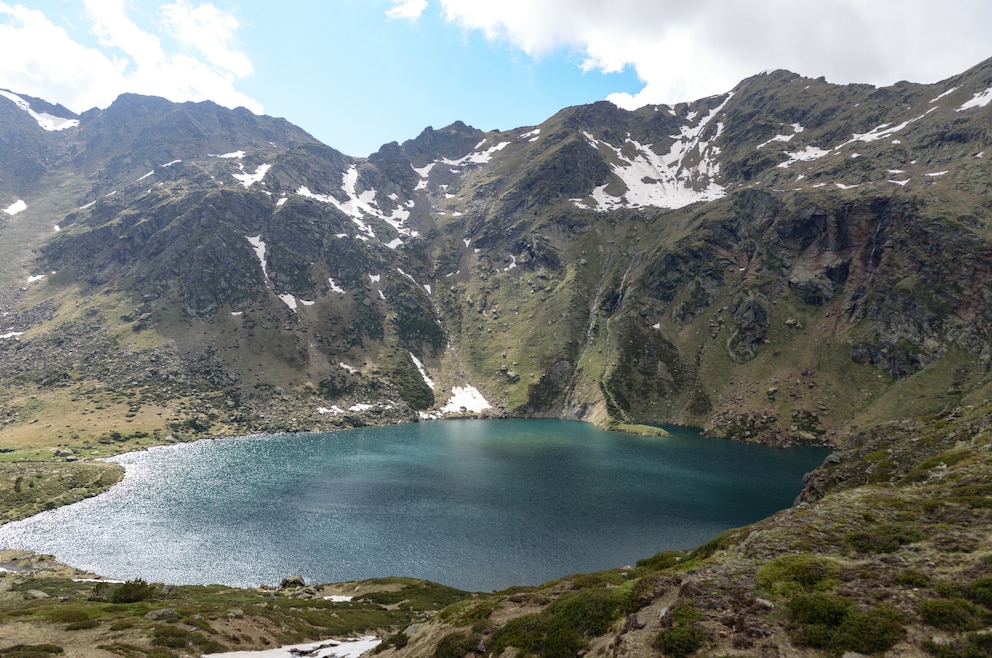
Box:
[0,411,823,656]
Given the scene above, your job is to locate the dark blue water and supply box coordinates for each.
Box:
[0,420,829,591]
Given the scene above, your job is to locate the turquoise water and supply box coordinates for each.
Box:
[0,420,829,592]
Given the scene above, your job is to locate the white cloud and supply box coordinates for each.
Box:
[0,0,260,114]
[160,0,253,77]
[436,0,992,108]
[387,0,428,20]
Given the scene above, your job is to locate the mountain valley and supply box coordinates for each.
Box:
[1,57,992,656]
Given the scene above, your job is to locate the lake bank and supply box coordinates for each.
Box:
[0,419,830,592]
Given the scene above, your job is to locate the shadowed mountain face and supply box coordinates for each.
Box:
[1,57,991,445]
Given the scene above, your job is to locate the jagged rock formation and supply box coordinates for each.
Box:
[1,57,992,446]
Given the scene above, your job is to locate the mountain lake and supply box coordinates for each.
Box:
[0,419,830,592]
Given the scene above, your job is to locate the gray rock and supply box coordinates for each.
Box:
[23,589,50,600]
[145,607,181,621]
[280,574,306,588]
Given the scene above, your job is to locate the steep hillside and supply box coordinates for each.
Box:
[1,58,991,455]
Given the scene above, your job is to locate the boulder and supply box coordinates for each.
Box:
[280,574,306,588]
[145,608,181,621]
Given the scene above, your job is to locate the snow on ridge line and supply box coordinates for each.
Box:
[0,89,79,131]
[3,199,27,216]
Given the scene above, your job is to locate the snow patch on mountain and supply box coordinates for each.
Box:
[409,353,435,390]
[757,123,804,149]
[777,146,831,168]
[279,294,297,311]
[930,86,960,103]
[212,150,245,159]
[442,140,510,166]
[574,93,732,211]
[245,235,268,280]
[297,165,418,242]
[440,385,491,414]
[233,163,271,188]
[958,86,992,111]
[3,199,27,216]
[0,89,79,131]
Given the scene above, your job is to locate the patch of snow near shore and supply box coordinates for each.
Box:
[409,353,435,389]
[3,199,27,215]
[318,406,345,415]
[0,89,79,131]
[441,386,491,414]
[205,635,380,658]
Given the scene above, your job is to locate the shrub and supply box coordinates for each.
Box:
[845,523,922,554]
[109,578,155,604]
[636,551,682,571]
[787,595,904,654]
[656,625,708,658]
[373,632,408,653]
[433,632,479,658]
[919,597,987,631]
[966,576,992,608]
[756,554,840,596]
[788,593,851,626]
[830,605,905,654]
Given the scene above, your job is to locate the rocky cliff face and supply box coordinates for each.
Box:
[1,57,992,446]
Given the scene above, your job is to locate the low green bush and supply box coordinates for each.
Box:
[919,597,987,631]
[433,632,481,658]
[756,554,841,596]
[788,593,851,626]
[656,625,708,658]
[845,523,923,554]
[787,595,904,654]
[109,578,155,604]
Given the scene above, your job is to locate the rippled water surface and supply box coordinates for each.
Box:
[0,420,829,591]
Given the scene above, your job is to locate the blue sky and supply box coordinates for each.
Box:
[1,1,991,156]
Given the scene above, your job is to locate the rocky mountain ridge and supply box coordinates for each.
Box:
[1,57,991,450]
